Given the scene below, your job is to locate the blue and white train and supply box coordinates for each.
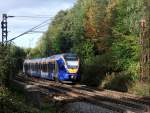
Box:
[23,53,80,82]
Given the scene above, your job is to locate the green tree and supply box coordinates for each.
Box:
[30,0,147,90]
[0,44,26,85]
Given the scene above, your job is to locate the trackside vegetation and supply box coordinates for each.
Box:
[29,0,149,94]
[0,45,55,113]
[0,0,149,112]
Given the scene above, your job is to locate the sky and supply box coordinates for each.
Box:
[0,0,76,48]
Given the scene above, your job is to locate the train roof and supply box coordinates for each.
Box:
[24,53,77,64]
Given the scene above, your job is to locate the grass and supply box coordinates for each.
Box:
[128,81,150,96]
[0,86,39,113]
[0,85,56,113]
[101,73,150,96]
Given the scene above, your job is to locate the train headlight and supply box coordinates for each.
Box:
[68,69,78,73]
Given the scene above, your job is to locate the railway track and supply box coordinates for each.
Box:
[13,75,150,113]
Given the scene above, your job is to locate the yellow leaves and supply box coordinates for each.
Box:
[106,0,117,19]
[84,3,98,39]
[83,0,118,53]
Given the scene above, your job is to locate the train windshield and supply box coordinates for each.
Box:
[64,54,78,61]
[64,54,79,68]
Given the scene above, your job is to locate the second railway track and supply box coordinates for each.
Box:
[13,74,150,113]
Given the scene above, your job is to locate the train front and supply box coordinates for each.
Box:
[63,53,80,81]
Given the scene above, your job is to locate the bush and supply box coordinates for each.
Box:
[0,86,39,113]
[81,64,106,87]
[0,45,26,85]
[104,72,133,92]
[80,53,112,87]
[128,81,150,96]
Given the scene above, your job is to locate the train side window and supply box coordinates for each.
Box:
[43,64,48,72]
[32,64,34,70]
[41,63,48,72]
[33,64,34,71]
[44,64,47,72]
[43,64,45,72]
[39,64,40,71]
[49,62,54,73]
[41,64,43,71]
[48,63,51,73]
[35,63,37,71]
[35,64,36,71]
[32,64,33,70]
[41,64,42,71]
[36,64,38,71]
[44,64,46,72]
[46,63,48,72]
[42,64,44,72]
[34,64,36,71]
[38,64,40,71]
[45,64,47,72]
[31,64,33,70]
[40,64,42,71]
[37,64,39,71]
[33,64,34,70]
[33,64,35,71]
[36,63,38,71]
[44,64,45,72]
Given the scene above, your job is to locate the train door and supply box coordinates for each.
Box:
[48,61,54,80]
[53,60,59,81]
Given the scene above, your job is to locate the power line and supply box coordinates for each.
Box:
[7,15,54,19]
[9,22,49,35]
[6,19,51,42]
[31,21,50,31]
[27,31,46,34]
